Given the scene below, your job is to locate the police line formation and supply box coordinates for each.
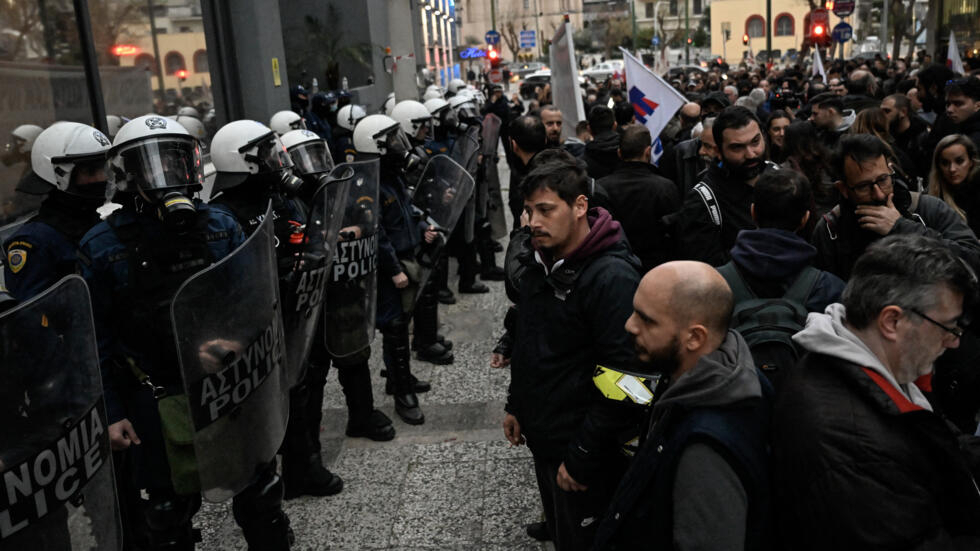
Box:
[4,61,980,550]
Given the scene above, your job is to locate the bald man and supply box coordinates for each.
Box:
[593,261,773,551]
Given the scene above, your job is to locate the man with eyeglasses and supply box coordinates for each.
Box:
[812,134,980,280]
[772,234,980,549]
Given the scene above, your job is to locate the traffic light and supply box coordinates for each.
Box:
[687,37,693,45]
[176,69,188,82]
[824,1,834,9]
[742,34,750,45]
[488,47,500,68]
[808,8,831,47]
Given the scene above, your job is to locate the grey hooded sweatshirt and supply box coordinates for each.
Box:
[793,303,933,411]
[651,330,764,551]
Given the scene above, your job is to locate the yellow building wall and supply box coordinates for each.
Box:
[710,0,852,65]
[119,32,211,92]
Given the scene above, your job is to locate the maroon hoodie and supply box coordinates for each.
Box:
[536,207,624,269]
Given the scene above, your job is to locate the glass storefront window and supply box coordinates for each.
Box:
[0,1,96,227]
[89,0,216,145]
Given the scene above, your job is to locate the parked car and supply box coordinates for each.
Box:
[512,61,546,80]
[581,59,624,82]
[519,70,551,100]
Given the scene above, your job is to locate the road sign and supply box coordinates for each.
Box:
[832,22,853,43]
[520,30,536,49]
[489,68,503,84]
[652,36,660,47]
[485,30,501,46]
[832,0,855,18]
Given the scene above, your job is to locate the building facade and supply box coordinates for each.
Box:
[456,0,584,61]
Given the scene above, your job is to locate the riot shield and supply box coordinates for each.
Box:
[0,275,121,551]
[450,126,481,243]
[323,159,380,358]
[170,205,288,502]
[279,166,352,387]
[412,155,476,300]
[477,114,502,220]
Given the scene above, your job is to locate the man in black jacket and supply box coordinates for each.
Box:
[507,115,547,228]
[593,261,771,550]
[503,151,642,550]
[945,77,980,148]
[597,124,680,272]
[812,134,980,280]
[773,234,980,549]
[675,106,777,267]
[881,93,931,180]
[584,105,620,180]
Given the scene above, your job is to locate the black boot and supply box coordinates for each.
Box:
[338,361,396,441]
[412,286,454,365]
[458,245,489,293]
[233,464,296,550]
[383,318,425,425]
[282,453,344,499]
[478,220,505,281]
[435,255,456,304]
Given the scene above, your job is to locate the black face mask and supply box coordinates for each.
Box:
[152,190,197,230]
[278,169,305,198]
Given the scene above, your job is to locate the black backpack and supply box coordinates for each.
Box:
[717,262,820,387]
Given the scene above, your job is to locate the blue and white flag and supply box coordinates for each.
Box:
[620,48,686,165]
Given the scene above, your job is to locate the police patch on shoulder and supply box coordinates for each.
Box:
[145,117,168,130]
[7,248,27,273]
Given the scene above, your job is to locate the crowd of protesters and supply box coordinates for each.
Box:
[491,51,980,549]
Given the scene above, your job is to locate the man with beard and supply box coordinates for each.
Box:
[675,106,777,266]
[540,104,564,148]
[503,152,642,550]
[592,261,772,550]
[880,93,930,179]
[812,134,980,280]
[808,93,855,151]
[772,235,980,549]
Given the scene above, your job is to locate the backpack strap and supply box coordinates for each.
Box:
[693,181,722,227]
[783,266,821,306]
[717,261,756,302]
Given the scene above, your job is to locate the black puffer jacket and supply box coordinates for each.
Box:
[773,306,980,549]
[506,208,643,485]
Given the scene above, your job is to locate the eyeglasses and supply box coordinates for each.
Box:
[847,172,894,195]
[909,308,965,339]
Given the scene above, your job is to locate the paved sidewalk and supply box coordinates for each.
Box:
[198,156,551,550]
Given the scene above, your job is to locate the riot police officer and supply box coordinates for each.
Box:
[79,115,293,550]
[281,128,397,443]
[1,124,44,225]
[333,104,367,164]
[270,110,307,135]
[208,120,345,500]
[3,122,110,301]
[308,92,336,146]
[390,100,454,364]
[353,114,430,425]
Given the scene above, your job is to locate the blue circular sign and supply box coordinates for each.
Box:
[485,30,501,45]
[832,22,853,44]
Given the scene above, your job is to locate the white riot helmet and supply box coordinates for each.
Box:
[380,93,396,115]
[269,110,306,135]
[422,88,443,101]
[210,119,300,195]
[280,129,334,176]
[447,78,467,95]
[390,100,433,143]
[336,105,367,132]
[21,122,111,196]
[449,94,480,121]
[423,98,453,128]
[2,124,43,167]
[108,116,204,227]
[177,106,201,119]
[353,114,420,173]
[175,115,207,141]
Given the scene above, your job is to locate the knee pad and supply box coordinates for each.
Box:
[333,347,370,368]
[144,491,201,550]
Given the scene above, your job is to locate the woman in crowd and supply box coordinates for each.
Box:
[765,110,791,164]
[929,134,980,234]
[781,120,837,219]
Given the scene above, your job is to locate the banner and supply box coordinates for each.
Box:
[948,31,965,76]
[620,48,686,165]
[812,47,827,84]
[549,20,586,142]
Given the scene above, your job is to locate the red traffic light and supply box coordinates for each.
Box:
[742,33,750,45]
[813,24,825,36]
[687,37,693,44]
[824,1,834,9]
[488,48,499,60]
[176,69,188,80]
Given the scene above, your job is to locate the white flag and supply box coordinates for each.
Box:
[620,47,686,165]
[948,31,966,76]
[812,47,827,84]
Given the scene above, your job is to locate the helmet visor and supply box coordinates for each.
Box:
[242,132,294,173]
[109,136,203,193]
[288,140,334,175]
[384,130,412,158]
[458,103,480,120]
